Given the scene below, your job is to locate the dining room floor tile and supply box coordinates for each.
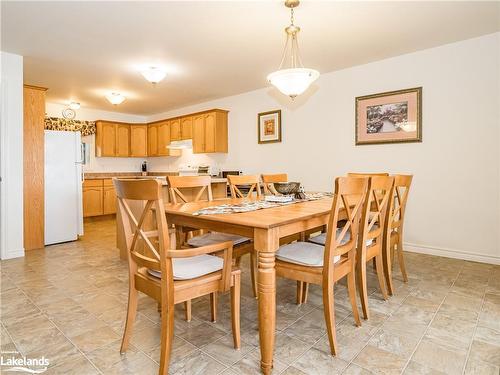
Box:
[1,217,499,374]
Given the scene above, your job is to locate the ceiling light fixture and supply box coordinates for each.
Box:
[105,92,126,105]
[68,101,80,110]
[267,0,319,99]
[141,66,167,84]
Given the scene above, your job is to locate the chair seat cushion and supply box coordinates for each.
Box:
[309,226,377,247]
[276,242,340,267]
[147,254,223,280]
[187,232,250,247]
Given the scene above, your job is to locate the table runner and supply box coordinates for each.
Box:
[192,192,332,216]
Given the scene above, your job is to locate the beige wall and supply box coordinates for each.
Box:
[147,33,500,264]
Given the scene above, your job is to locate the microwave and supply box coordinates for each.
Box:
[221,170,242,178]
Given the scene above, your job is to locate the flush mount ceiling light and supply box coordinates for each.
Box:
[68,101,80,110]
[105,92,126,105]
[140,66,167,84]
[267,0,319,99]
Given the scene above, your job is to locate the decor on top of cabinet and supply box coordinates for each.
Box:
[355,87,422,145]
[45,116,96,136]
[258,110,281,144]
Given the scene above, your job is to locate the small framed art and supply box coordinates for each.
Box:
[258,110,282,144]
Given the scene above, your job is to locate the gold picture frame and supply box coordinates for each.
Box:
[355,87,422,145]
[258,110,282,144]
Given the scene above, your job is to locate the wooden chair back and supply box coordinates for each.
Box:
[387,174,413,231]
[227,175,262,198]
[167,175,213,203]
[322,177,367,274]
[347,172,389,177]
[261,173,288,195]
[114,179,173,288]
[359,176,395,246]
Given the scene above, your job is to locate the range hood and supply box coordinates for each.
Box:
[167,139,192,150]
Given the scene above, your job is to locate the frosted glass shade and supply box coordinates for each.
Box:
[267,68,319,98]
[141,67,167,84]
[105,93,126,105]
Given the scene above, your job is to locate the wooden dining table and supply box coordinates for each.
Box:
[164,196,334,374]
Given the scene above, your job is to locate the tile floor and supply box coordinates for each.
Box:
[1,217,499,374]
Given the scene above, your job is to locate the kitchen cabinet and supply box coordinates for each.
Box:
[157,121,171,156]
[96,121,117,157]
[116,123,130,157]
[170,118,181,141]
[148,124,159,156]
[192,110,228,154]
[130,125,148,157]
[180,116,193,140]
[103,187,117,214]
[83,179,117,217]
[83,180,104,217]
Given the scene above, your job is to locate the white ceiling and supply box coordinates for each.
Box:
[2,1,499,116]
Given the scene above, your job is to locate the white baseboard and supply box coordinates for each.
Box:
[404,243,500,265]
[1,248,25,260]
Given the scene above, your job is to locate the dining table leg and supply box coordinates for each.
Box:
[254,227,279,375]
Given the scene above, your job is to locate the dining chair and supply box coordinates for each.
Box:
[226,174,262,297]
[114,178,241,374]
[355,175,394,319]
[261,173,288,195]
[383,174,413,295]
[275,176,366,355]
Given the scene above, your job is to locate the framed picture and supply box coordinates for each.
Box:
[355,87,422,145]
[258,110,281,144]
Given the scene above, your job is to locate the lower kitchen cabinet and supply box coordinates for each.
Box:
[83,179,116,217]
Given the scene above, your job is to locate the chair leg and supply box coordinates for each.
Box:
[397,239,409,282]
[322,281,338,356]
[159,298,175,375]
[231,273,241,349]
[120,288,138,353]
[347,271,361,327]
[184,300,192,322]
[302,282,309,304]
[210,293,218,322]
[375,254,388,300]
[357,260,370,320]
[383,242,394,296]
[296,281,304,305]
[250,252,258,299]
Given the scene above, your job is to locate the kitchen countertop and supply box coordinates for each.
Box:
[84,172,227,185]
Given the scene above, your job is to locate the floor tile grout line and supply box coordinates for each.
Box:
[460,269,490,374]
[10,283,105,374]
[398,264,464,374]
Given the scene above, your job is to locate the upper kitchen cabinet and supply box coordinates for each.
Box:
[170,118,181,141]
[157,120,171,156]
[130,125,148,157]
[95,121,117,156]
[192,110,228,154]
[180,116,193,140]
[148,124,159,156]
[115,123,130,157]
[96,121,148,157]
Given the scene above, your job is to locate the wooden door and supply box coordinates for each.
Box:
[204,112,216,153]
[130,125,148,157]
[116,123,130,157]
[103,186,117,214]
[100,122,117,156]
[170,118,181,141]
[83,187,103,217]
[192,115,205,153]
[181,116,193,140]
[158,121,171,156]
[23,85,46,250]
[148,124,158,156]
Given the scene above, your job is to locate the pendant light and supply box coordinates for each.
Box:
[267,0,319,99]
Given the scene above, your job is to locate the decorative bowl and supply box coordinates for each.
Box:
[274,182,301,195]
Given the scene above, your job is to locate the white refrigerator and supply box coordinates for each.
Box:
[45,130,84,245]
